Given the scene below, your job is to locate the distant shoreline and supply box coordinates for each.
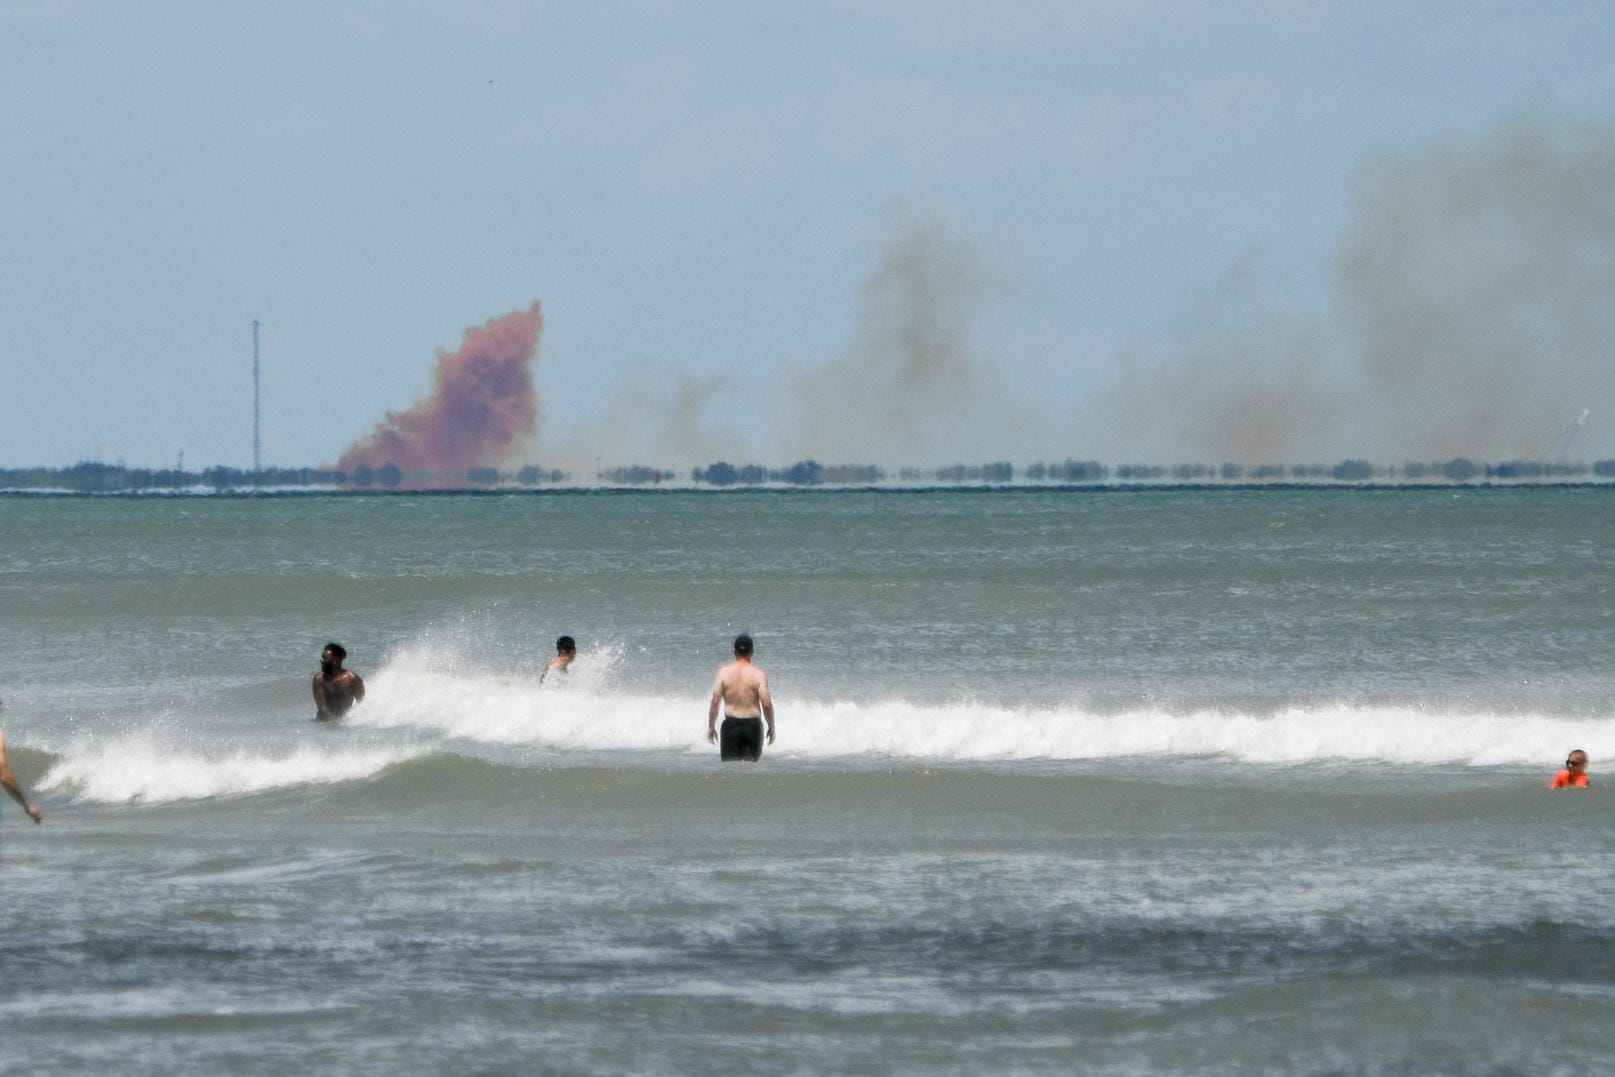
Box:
[4,454,1613,496]
[5,478,1614,499]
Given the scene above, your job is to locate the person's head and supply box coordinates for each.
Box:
[733,633,754,658]
[1566,749,1589,772]
[321,642,347,671]
[556,636,576,656]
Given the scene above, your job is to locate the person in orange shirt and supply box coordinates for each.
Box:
[1550,749,1589,788]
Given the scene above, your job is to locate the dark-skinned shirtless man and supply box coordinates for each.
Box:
[313,642,366,721]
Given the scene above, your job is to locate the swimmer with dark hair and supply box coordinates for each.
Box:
[541,635,576,683]
[313,642,365,721]
[707,633,775,762]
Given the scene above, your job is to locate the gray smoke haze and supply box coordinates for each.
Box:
[1101,110,1615,465]
[787,220,986,464]
[1341,112,1615,461]
[544,110,1615,476]
[543,368,742,474]
[1106,252,1350,464]
[532,220,1004,474]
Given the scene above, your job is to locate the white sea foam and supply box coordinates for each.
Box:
[40,672,1608,807]
[350,662,1614,767]
[39,736,427,805]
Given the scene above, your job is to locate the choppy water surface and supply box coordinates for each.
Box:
[1,487,1612,1074]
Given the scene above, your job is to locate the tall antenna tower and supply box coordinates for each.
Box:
[252,319,262,473]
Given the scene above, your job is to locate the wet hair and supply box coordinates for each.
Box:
[1568,749,1588,763]
[733,633,753,657]
[324,642,347,660]
[556,636,576,654]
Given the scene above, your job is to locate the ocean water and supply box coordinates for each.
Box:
[0,486,1611,1074]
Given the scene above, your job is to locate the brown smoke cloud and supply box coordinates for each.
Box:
[337,302,543,483]
[1099,109,1615,465]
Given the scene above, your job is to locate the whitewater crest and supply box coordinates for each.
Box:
[39,736,428,805]
[354,659,1607,768]
[35,657,1608,806]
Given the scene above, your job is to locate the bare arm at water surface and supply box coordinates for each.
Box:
[759,670,775,744]
[0,730,43,824]
[706,670,724,743]
[313,673,332,719]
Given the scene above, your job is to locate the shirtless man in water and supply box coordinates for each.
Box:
[312,642,366,721]
[707,634,775,761]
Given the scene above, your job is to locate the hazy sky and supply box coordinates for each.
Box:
[4,2,1614,472]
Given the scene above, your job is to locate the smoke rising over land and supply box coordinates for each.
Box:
[788,221,985,464]
[592,112,1615,475]
[336,303,543,483]
[1340,113,1615,461]
[578,372,730,469]
[1104,111,1615,465]
[330,116,1615,483]
[542,219,996,474]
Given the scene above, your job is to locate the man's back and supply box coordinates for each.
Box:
[714,660,768,718]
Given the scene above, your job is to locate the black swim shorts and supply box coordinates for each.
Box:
[720,716,764,761]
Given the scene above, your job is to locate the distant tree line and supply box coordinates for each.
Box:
[0,461,348,492]
[0,461,570,492]
[344,464,570,488]
[5,456,1613,493]
[688,461,889,486]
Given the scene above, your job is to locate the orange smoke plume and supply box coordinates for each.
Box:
[337,302,543,484]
